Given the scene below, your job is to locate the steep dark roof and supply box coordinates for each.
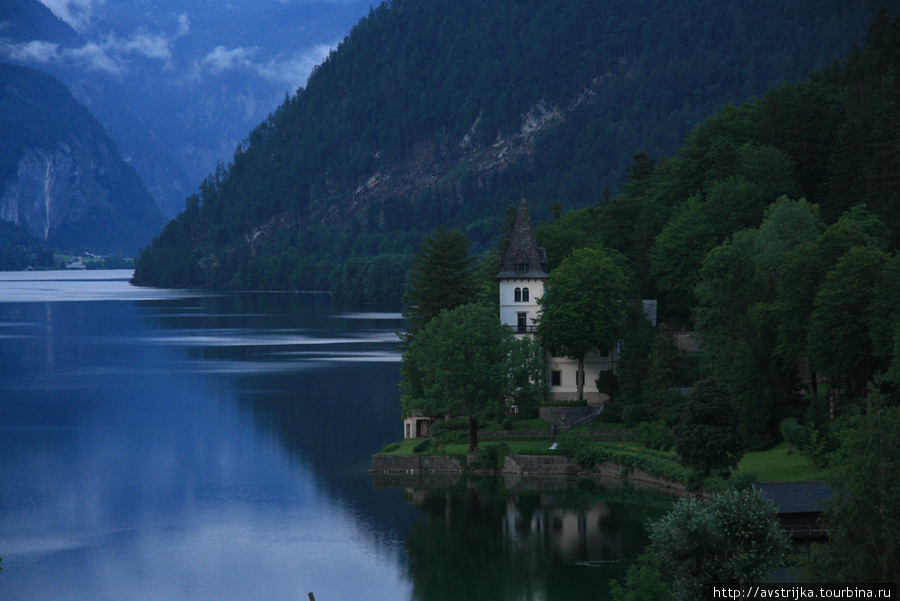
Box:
[496,200,550,279]
[755,481,832,514]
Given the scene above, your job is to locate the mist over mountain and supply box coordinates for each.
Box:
[131,0,890,305]
[0,62,166,254]
[1,0,371,216]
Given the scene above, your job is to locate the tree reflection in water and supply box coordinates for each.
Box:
[400,475,677,601]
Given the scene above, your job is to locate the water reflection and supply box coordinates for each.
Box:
[0,280,415,601]
[0,274,676,601]
[379,475,676,601]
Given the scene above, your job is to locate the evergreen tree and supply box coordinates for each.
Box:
[674,378,744,475]
[402,226,479,336]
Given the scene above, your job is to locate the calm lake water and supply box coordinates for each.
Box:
[0,270,674,601]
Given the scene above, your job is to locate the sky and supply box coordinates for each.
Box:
[23,0,359,94]
[1,0,371,215]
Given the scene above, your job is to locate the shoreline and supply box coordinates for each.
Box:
[370,453,690,493]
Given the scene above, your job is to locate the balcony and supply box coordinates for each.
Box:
[505,324,538,334]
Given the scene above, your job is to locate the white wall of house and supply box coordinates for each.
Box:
[498,278,544,334]
[546,349,616,404]
[498,276,614,404]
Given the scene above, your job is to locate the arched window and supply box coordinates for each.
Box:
[522,287,529,302]
[514,288,522,302]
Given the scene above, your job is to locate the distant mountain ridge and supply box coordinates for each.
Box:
[132,0,890,303]
[0,62,165,253]
[1,0,372,217]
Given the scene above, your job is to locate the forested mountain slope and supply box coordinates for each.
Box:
[0,62,166,254]
[533,12,900,448]
[133,0,887,304]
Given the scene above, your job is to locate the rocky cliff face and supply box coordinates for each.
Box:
[2,145,93,241]
[0,62,166,254]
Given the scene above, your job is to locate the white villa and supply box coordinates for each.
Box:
[402,200,655,438]
[496,199,621,404]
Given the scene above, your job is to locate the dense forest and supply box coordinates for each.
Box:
[532,11,900,451]
[132,0,885,303]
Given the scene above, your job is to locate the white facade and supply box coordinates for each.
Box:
[494,200,615,405]
[497,278,615,404]
[498,278,544,335]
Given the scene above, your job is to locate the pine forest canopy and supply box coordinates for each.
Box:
[133,0,889,306]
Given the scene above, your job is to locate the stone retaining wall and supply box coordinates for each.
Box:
[370,454,463,474]
[539,406,592,426]
[371,453,686,493]
[503,453,578,475]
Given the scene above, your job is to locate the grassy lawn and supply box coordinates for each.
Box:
[378,431,826,485]
[738,441,825,482]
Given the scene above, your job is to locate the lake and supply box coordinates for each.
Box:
[0,270,674,601]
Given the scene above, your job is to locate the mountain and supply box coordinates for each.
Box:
[0,62,166,254]
[132,0,890,303]
[1,0,372,217]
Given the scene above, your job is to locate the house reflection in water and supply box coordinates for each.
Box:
[396,476,676,601]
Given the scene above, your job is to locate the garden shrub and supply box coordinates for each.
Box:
[636,420,676,451]
[556,429,604,468]
[430,419,469,445]
[475,443,511,470]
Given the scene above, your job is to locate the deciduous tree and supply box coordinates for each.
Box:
[402,304,516,452]
[649,488,790,601]
[537,247,633,401]
[813,399,900,584]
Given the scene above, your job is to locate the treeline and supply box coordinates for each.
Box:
[132,0,883,303]
[0,221,54,271]
[535,12,900,449]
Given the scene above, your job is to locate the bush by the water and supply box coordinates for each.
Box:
[556,429,605,468]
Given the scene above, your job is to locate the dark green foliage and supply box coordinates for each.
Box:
[614,311,682,426]
[429,419,470,446]
[609,549,672,601]
[635,420,675,452]
[379,442,401,453]
[132,0,883,301]
[555,429,604,469]
[401,303,516,451]
[0,221,55,270]
[674,379,744,475]
[807,398,900,584]
[537,247,634,400]
[649,489,791,601]
[402,226,479,335]
[778,417,811,454]
[475,443,511,470]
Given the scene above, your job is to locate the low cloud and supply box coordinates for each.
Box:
[37,0,103,33]
[201,45,258,74]
[1,40,61,63]
[195,43,335,92]
[1,28,176,74]
[107,31,173,61]
[176,14,190,37]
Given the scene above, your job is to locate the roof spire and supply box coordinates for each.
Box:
[496,200,549,279]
